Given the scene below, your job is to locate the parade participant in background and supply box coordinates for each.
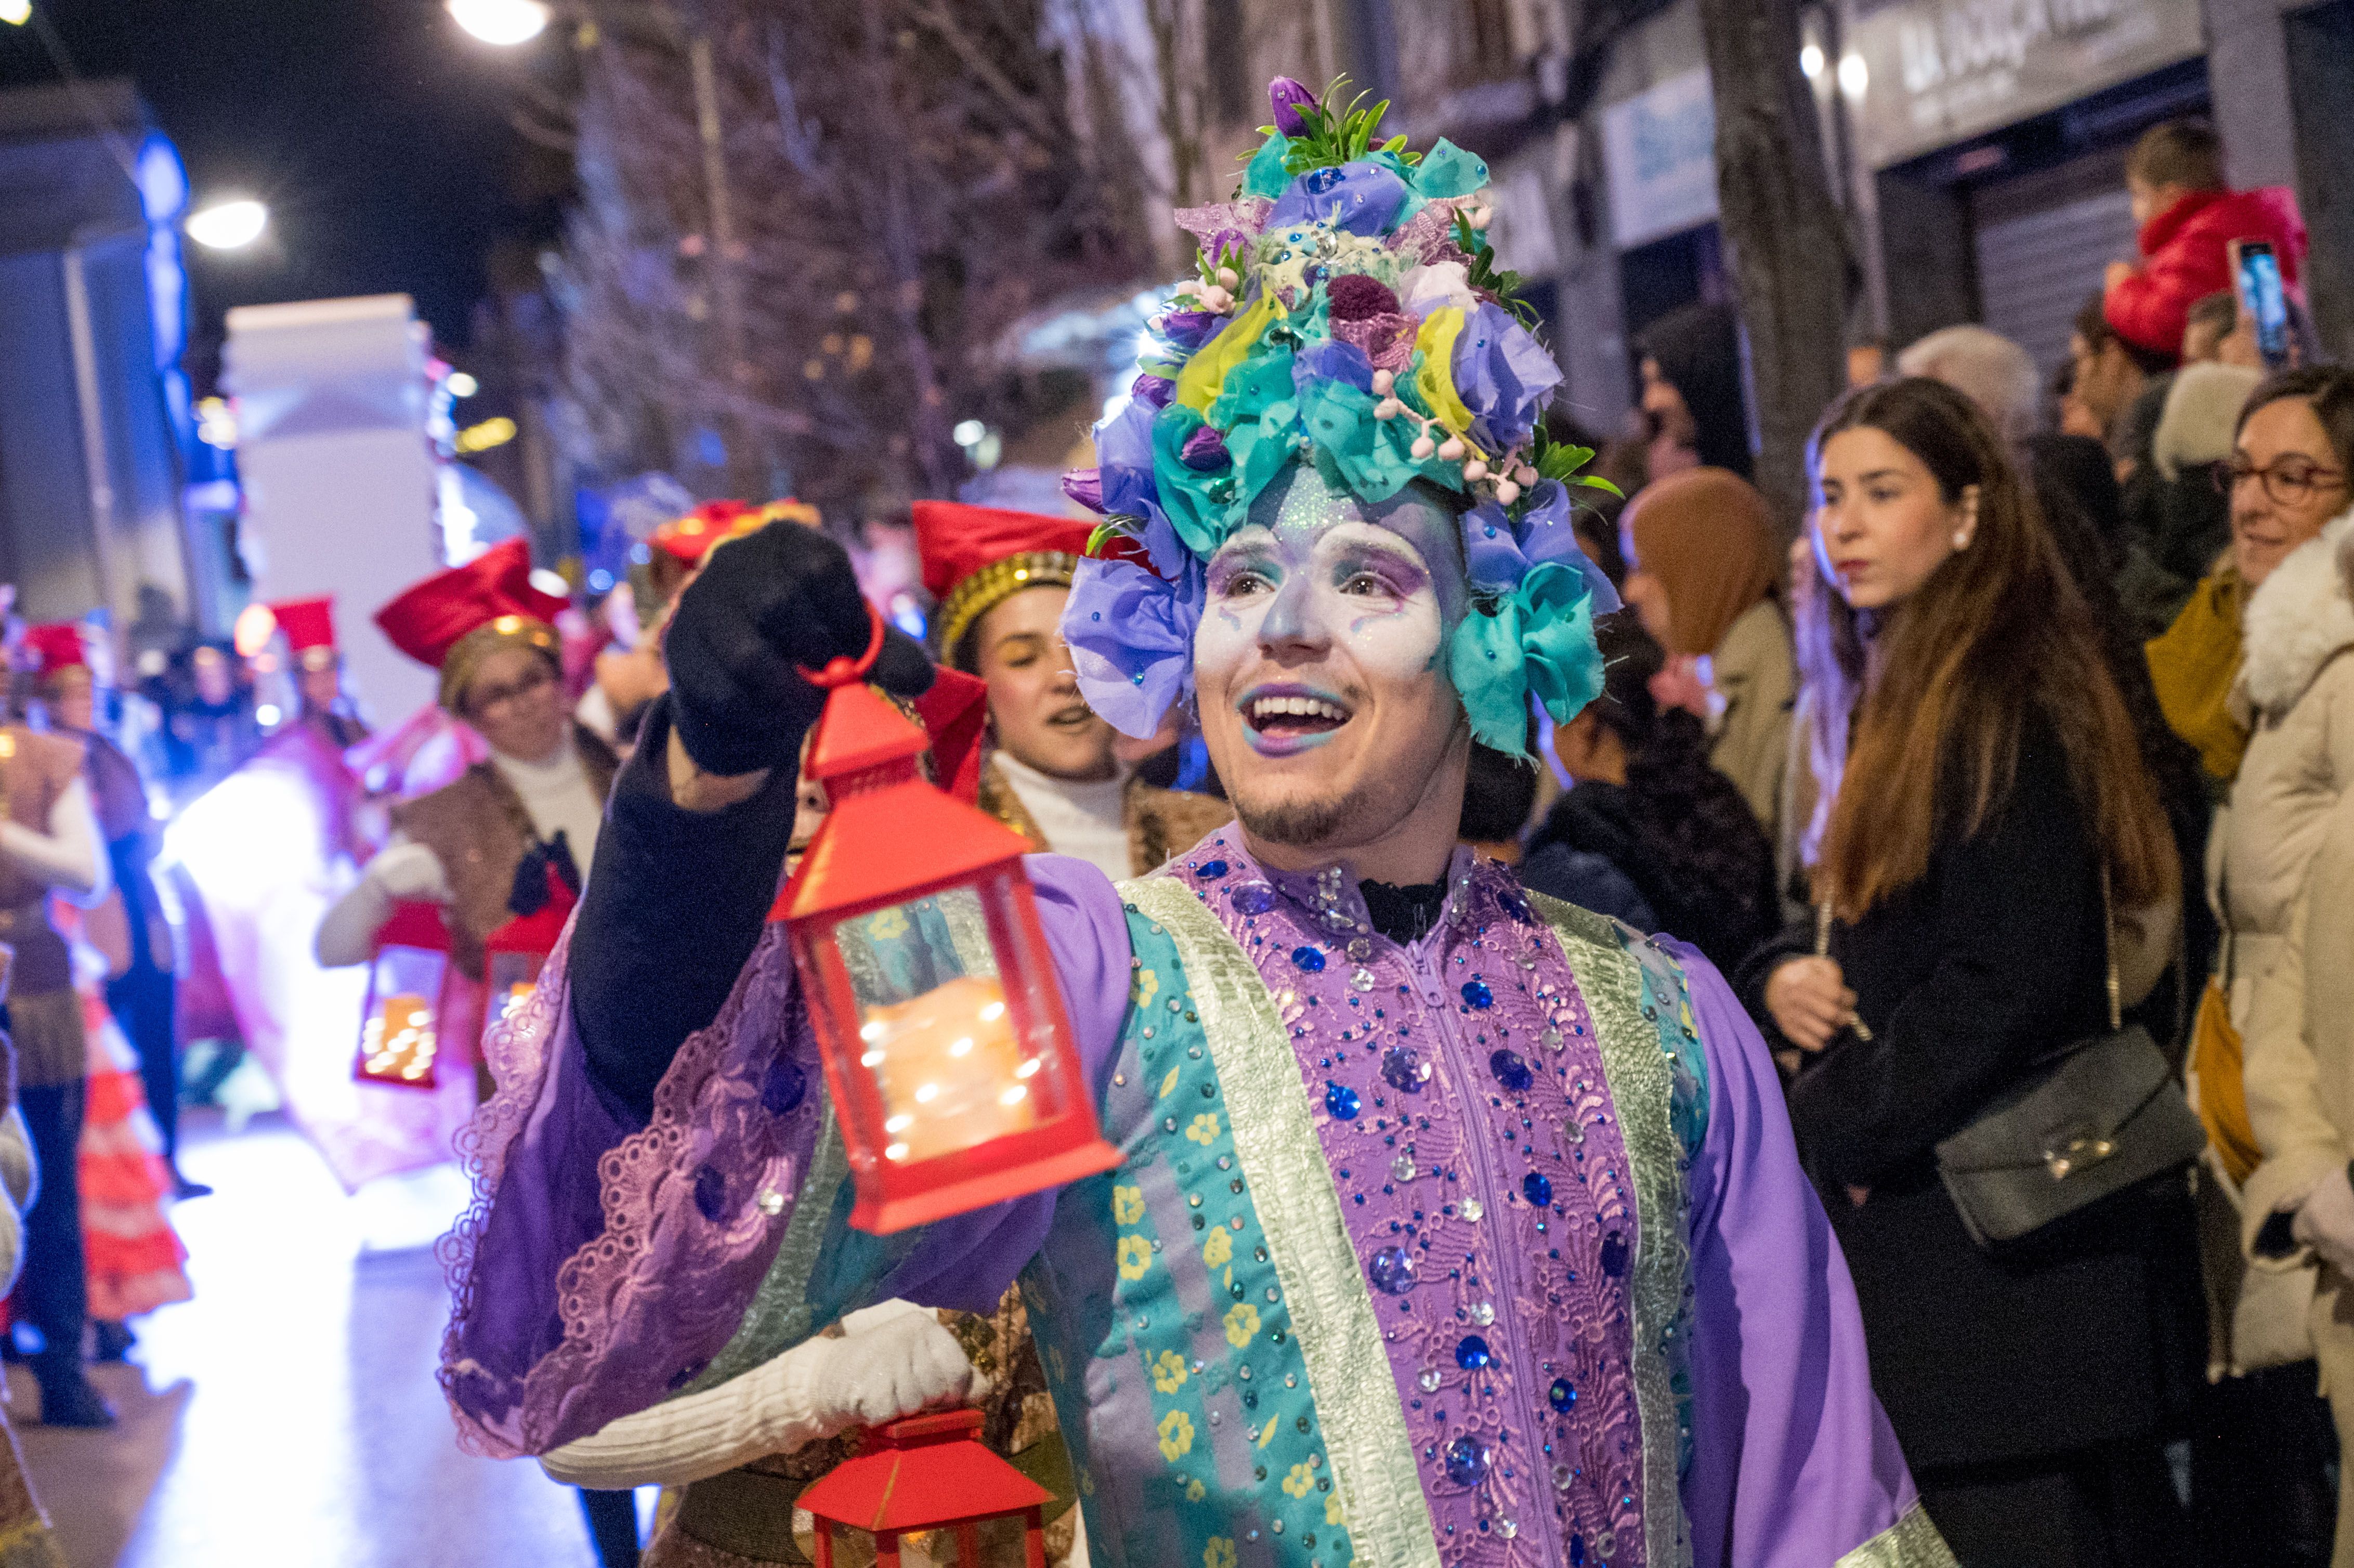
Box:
[316,539,618,1084]
[0,690,112,1425]
[25,623,199,1197]
[271,596,370,751]
[0,974,69,1565]
[142,640,261,809]
[914,499,1228,879]
[443,79,1946,1567]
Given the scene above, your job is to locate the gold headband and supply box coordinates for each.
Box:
[933,552,1079,668]
[440,614,560,711]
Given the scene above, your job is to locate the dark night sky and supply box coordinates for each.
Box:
[0,0,558,373]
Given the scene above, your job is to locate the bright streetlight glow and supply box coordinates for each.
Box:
[1837,53,1869,99]
[447,0,551,46]
[1799,44,1825,80]
[187,199,269,251]
[0,1,31,27]
[445,372,480,398]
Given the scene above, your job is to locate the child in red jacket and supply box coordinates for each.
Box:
[2103,120,2307,363]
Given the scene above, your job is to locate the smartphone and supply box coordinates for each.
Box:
[2232,239,2292,370]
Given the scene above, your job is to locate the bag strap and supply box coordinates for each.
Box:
[1813,900,1876,1043]
[2100,864,2122,1035]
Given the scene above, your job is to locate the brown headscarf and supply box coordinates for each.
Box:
[1621,466,1781,657]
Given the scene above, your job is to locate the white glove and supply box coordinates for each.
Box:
[2293,1165,2354,1277]
[367,842,453,903]
[810,1300,990,1431]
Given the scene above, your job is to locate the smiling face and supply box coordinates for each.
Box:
[973,585,1118,782]
[1195,459,1471,876]
[1812,426,1974,612]
[2231,395,2350,587]
[460,645,568,764]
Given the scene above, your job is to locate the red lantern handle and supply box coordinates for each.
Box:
[796,600,888,690]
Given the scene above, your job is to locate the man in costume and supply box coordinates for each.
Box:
[444,81,1950,1566]
[916,499,1228,879]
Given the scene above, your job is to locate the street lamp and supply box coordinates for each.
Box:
[186,198,268,251]
[446,0,551,46]
[0,2,30,27]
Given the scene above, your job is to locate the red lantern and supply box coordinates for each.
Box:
[481,870,575,1054]
[775,607,1119,1234]
[799,1409,1053,1568]
[358,901,452,1089]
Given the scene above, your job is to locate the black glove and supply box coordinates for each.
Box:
[663,521,934,777]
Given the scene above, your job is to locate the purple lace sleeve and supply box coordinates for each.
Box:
[437,855,1134,1458]
[1667,943,1923,1566]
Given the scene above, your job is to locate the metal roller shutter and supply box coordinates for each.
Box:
[1971,149,2142,385]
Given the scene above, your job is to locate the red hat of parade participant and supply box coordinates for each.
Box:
[21,622,86,678]
[268,596,341,671]
[374,538,570,711]
[651,498,823,568]
[910,500,1094,670]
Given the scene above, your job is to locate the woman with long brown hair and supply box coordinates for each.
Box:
[1746,377,2193,1565]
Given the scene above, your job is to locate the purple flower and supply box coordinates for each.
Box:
[1061,467,1105,514]
[1159,309,1224,354]
[1179,425,1233,471]
[1132,372,1177,411]
[1061,552,1205,739]
[1201,228,1251,268]
[1331,311,1419,373]
[1451,302,1562,455]
[1326,274,1402,323]
[1268,77,1318,137]
[1459,480,1620,610]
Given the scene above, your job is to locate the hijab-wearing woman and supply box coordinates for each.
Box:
[1618,466,1796,840]
[1746,377,2190,1565]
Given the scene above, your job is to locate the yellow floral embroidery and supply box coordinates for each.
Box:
[1223,1302,1260,1347]
[1152,1350,1189,1394]
[1325,1492,1344,1526]
[1185,1477,1207,1503]
[1282,1462,1316,1499]
[1118,1234,1154,1280]
[1158,1409,1195,1462]
[1204,1538,1237,1568]
[1186,1113,1221,1145]
[1113,1185,1146,1225]
[1201,1227,1232,1269]
[1134,967,1160,1008]
[865,907,909,940]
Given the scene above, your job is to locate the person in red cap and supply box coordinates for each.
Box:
[314,541,619,1078]
[0,627,114,1426]
[914,500,1224,880]
[269,596,370,751]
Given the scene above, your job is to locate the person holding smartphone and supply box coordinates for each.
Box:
[2102,120,2308,365]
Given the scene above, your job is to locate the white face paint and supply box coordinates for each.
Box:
[1194,458,1473,864]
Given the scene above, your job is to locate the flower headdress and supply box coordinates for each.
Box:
[1058,76,1620,756]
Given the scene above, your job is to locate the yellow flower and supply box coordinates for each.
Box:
[1134,967,1160,1008]
[1118,1234,1154,1280]
[1326,1491,1345,1526]
[1201,1227,1232,1269]
[1158,1408,1195,1462]
[1185,1477,1207,1503]
[1223,1302,1260,1348]
[1152,1350,1189,1394]
[1283,1462,1316,1499]
[1114,1185,1146,1225]
[865,907,909,940]
[1204,1537,1237,1568]
[1186,1113,1221,1145]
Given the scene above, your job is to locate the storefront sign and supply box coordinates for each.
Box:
[1601,68,1718,249]
[1848,0,2205,169]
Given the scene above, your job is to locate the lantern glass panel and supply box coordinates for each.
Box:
[485,949,544,1041]
[809,1518,1031,1568]
[832,880,1064,1167]
[362,945,444,1087]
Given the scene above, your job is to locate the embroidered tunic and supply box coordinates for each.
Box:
[441,834,1947,1568]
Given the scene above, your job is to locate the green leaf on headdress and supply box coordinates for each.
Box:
[1267,76,1423,177]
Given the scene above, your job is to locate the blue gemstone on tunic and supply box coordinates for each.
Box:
[1454,1335,1492,1370]
[692,1162,727,1222]
[1291,945,1327,973]
[1461,978,1494,1009]
[1488,1049,1532,1092]
[1570,1535,1586,1565]
[1381,1044,1431,1093]
[1325,1082,1362,1121]
[1499,888,1533,924]
[1197,859,1228,880]
[1231,882,1279,915]
[1601,1231,1629,1278]
[1549,1377,1577,1412]
[761,1057,808,1116]
[1523,1172,1553,1208]
[1368,1245,1417,1295]
[1443,1434,1493,1487]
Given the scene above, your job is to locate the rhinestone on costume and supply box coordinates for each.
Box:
[1488,1049,1533,1092]
[1600,1231,1629,1278]
[1442,1435,1493,1487]
[1523,1172,1553,1207]
[1552,1464,1573,1491]
[1347,937,1372,961]
[1351,967,1376,991]
[1197,859,1229,879]
[1391,1153,1417,1182]
[1418,1367,1443,1392]
[1292,945,1328,973]
[1563,1115,1586,1145]
[1499,888,1533,923]
[1542,1027,1564,1050]
[1232,882,1279,915]
[1459,1198,1483,1222]
[1570,1533,1587,1565]
[1381,1045,1431,1093]
[760,1057,808,1116]
[1367,1245,1417,1295]
[1468,1301,1494,1327]
[1454,1335,1492,1370]
[1325,1082,1362,1121]
[1496,1518,1519,1540]
[1596,1530,1618,1557]
[755,1188,786,1216]
[1548,1378,1577,1412]
[1461,978,1494,1010]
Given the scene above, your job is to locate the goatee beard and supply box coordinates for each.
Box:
[1235,779,1385,851]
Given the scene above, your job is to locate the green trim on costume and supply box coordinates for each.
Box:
[1835,1502,1961,1568]
[1123,877,1444,1568]
[1532,892,1699,1568]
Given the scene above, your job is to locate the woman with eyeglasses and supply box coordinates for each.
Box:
[2182,367,2354,1562]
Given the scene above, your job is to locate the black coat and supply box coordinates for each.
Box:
[1746,721,2201,1472]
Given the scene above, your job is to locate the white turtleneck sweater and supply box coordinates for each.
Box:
[315,741,603,968]
[992,750,1130,882]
